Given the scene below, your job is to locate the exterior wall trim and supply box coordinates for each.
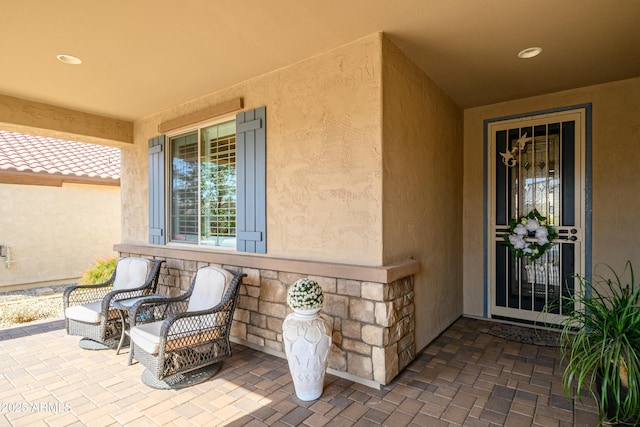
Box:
[114,243,419,283]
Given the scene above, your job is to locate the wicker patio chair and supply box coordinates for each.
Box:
[63,257,164,350]
[128,266,245,389]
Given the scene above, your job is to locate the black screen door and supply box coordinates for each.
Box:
[488,108,587,324]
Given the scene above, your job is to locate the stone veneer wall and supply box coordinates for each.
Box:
[118,249,415,388]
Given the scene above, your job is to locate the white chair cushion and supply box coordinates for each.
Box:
[130,318,221,355]
[112,258,151,291]
[187,267,234,312]
[130,320,164,354]
[65,301,103,324]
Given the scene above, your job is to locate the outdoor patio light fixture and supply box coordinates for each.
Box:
[517,47,542,59]
[56,54,82,65]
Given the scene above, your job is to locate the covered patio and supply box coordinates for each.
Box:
[1,2,638,425]
[1,317,597,426]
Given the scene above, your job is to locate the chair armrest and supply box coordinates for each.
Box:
[62,262,120,309]
[63,282,113,309]
[101,288,144,315]
[158,311,220,350]
[128,293,190,327]
[158,271,245,344]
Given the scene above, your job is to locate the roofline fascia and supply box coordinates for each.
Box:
[0,170,120,187]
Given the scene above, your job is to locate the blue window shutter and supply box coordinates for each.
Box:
[148,135,166,244]
[236,107,266,253]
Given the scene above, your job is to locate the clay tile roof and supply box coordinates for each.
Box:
[0,130,120,180]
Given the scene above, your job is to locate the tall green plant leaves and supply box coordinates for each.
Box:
[559,261,640,424]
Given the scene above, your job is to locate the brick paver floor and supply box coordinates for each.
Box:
[0,317,599,426]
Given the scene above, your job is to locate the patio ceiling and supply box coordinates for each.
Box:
[1,0,639,121]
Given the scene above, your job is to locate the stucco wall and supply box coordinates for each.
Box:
[0,182,121,289]
[122,33,467,354]
[124,34,383,265]
[463,77,640,317]
[381,37,464,350]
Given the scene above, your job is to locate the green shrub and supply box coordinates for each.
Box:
[80,257,117,285]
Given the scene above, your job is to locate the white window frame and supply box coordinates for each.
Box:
[166,115,237,249]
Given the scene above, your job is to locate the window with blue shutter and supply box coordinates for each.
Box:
[147,106,266,253]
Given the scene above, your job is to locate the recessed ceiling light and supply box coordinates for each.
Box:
[56,54,82,65]
[517,47,542,59]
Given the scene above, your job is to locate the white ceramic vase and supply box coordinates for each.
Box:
[282,308,332,401]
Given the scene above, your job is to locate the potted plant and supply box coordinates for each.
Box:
[559,261,640,425]
[282,278,332,401]
[286,278,325,314]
